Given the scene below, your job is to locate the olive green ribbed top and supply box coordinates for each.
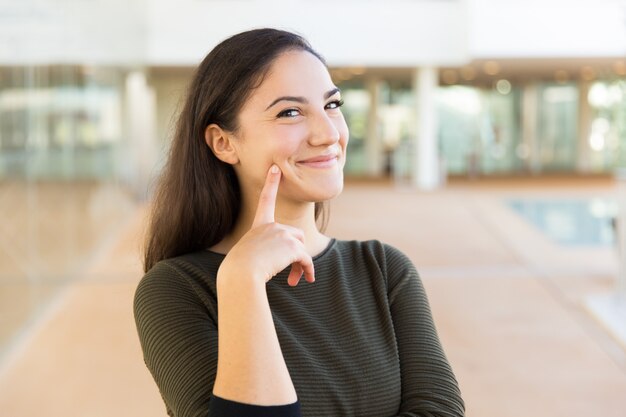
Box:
[134,239,465,417]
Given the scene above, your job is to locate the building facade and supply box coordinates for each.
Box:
[1,0,625,191]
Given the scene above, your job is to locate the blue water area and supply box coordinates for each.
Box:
[507,199,617,246]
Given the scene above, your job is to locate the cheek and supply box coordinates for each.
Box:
[271,124,308,158]
[336,117,350,147]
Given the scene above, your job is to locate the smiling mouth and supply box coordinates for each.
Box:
[296,155,339,168]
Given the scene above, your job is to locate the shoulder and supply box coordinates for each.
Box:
[333,239,415,271]
[136,252,204,293]
[330,239,419,287]
[134,250,221,316]
[331,240,427,309]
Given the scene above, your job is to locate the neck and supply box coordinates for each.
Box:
[211,195,330,257]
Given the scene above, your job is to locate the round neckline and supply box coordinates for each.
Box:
[312,237,337,260]
[206,238,337,262]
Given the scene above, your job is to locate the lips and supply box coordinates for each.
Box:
[296,153,339,169]
[298,154,338,163]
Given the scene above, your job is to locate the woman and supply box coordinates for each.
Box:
[134,28,465,417]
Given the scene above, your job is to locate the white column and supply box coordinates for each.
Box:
[124,70,158,200]
[365,78,383,177]
[411,67,440,190]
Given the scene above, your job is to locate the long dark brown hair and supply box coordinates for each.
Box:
[144,28,329,272]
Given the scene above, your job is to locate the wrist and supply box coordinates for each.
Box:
[216,262,265,294]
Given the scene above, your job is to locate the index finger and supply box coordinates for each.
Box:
[252,164,281,227]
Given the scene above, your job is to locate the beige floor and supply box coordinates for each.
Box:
[1,178,625,417]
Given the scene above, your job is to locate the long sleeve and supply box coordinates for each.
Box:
[134,260,303,417]
[133,242,464,416]
[385,245,465,417]
[134,261,219,417]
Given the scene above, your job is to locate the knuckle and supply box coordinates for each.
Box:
[285,238,299,251]
[277,228,291,240]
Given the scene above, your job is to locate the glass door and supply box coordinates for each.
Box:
[536,83,579,172]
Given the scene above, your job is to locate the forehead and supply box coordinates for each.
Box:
[248,50,335,105]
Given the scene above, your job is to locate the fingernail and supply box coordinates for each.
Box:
[270,165,279,174]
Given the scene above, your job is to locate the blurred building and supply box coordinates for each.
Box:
[1,0,626,192]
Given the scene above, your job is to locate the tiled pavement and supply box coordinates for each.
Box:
[1,178,625,417]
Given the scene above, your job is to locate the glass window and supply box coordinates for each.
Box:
[438,83,523,175]
[437,85,481,175]
[536,83,579,172]
[587,80,626,171]
[339,82,369,176]
[0,66,125,180]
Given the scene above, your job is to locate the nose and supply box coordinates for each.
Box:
[308,111,341,147]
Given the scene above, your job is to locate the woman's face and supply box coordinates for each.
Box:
[230,50,349,205]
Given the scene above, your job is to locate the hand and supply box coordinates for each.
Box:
[218,165,315,287]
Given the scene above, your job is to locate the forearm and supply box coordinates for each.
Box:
[213,273,297,406]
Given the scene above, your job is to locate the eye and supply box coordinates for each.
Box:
[277,108,301,118]
[325,99,344,110]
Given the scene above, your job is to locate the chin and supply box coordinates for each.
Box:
[284,166,345,202]
[308,177,344,202]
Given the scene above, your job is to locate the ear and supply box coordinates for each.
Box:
[204,124,239,165]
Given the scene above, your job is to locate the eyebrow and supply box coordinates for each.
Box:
[264,87,341,111]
